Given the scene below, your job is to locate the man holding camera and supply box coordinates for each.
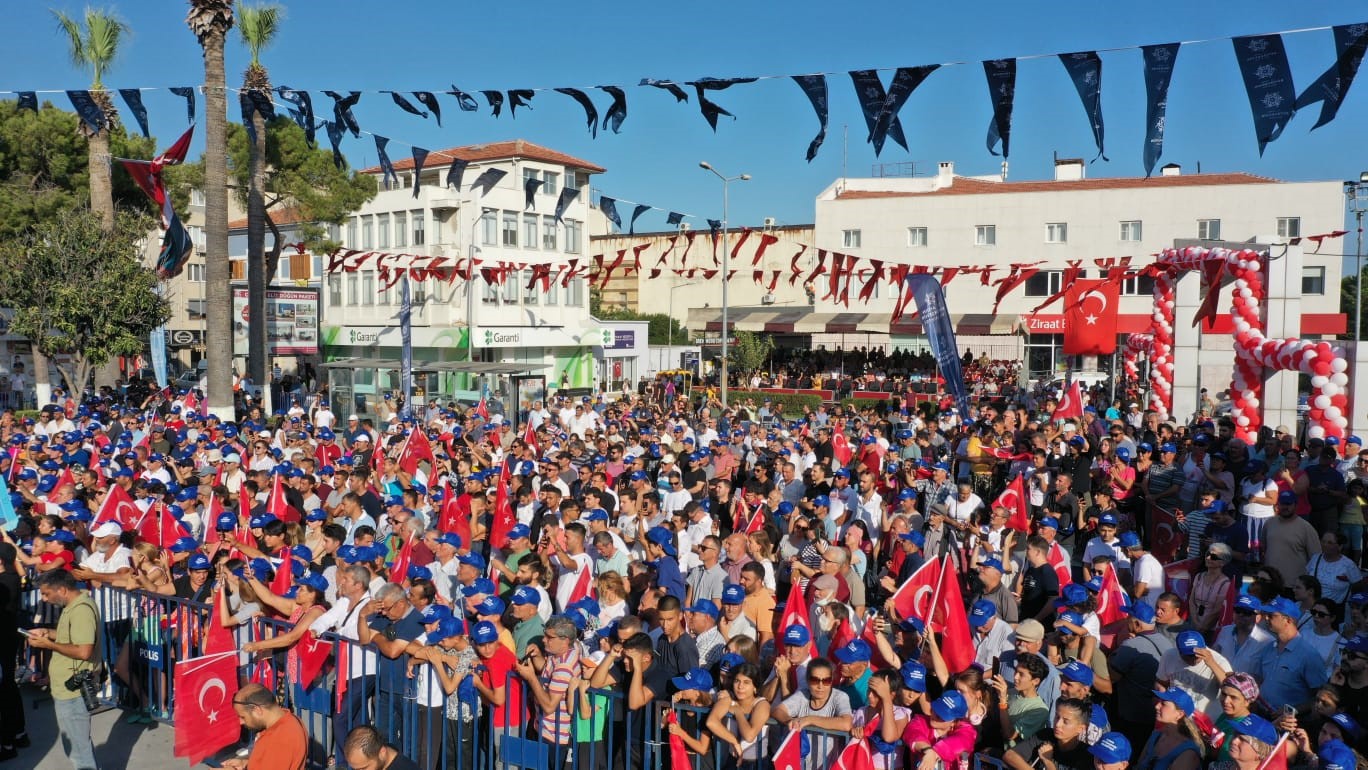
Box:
[27,570,103,770]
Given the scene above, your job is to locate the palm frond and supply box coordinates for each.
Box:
[51,10,88,71]
[237,2,284,66]
[83,8,131,87]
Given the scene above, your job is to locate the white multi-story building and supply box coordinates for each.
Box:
[320,140,611,405]
[692,160,1345,391]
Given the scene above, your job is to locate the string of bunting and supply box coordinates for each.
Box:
[6,21,1367,175]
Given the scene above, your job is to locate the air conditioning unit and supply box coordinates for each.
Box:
[679,223,691,232]
[761,293,776,305]
[763,217,777,228]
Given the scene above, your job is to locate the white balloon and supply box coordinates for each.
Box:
[1315,395,1332,410]
[1327,406,1343,421]
[1312,376,1330,388]
[1247,397,1260,409]
[1333,359,1349,373]
[1323,383,1341,398]
[1332,373,1349,387]
[1335,416,1349,429]
[1309,425,1327,439]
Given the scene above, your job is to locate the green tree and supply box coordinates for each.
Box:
[236,2,283,390]
[728,330,775,377]
[186,0,234,418]
[1341,266,1368,341]
[52,6,129,232]
[0,207,170,392]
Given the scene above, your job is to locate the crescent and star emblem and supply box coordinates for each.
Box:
[198,677,227,723]
[1081,289,1110,326]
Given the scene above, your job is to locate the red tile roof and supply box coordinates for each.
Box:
[359,139,605,175]
[834,172,1281,199]
[227,205,311,230]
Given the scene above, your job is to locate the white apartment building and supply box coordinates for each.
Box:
[690,160,1345,389]
[321,140,610,400]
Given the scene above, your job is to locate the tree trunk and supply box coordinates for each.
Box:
[88,127,122,390]
[247,106,268,394]
[203,33,234,420]
[31,347,52,408]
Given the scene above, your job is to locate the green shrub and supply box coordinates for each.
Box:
[724,390,823,417]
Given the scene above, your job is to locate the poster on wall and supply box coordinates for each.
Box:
[232,286,321,356]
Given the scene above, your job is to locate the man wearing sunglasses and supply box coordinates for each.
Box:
[223,683,307,770]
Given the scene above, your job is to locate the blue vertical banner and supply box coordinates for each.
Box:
[1141,43,1181,177]
[983,59,1017,157]
[1294,23,1368,130]
[400,276,413,420]
[150,325,169,389]
[1057,52,1107,160]
[905,274,969,417]
[1231,35,1298,155]
[0,473,15,528]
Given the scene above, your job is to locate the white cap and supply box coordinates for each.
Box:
[224,453,241,464]
[258,430,272,438]
[91,522,122,539]
[348,414,359,421]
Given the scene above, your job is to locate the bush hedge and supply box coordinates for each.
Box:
[724,390,823,417]
[14,410,42,421]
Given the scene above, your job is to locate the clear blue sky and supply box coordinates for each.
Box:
[7,1,1368,249]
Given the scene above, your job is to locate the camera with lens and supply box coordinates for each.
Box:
[64,670,102,712]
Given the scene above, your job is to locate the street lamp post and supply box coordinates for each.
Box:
[668,281,700,370]
[699,161,750,408]
[1348,172,1368,346]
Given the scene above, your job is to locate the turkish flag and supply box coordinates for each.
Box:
[295,631,332,689]
[832,425,853,467]
[1063,279,1119,355]
[137,502,189,548]
[774,581,819,658]
[271,546,294,597]
[475,397,490,421]
[397,429,436,475]
[986,446,1033,462]
[1150,506,1184,563]
[1192,258,1227,329]
[489,460,517,551]
[993,474,1030,533]
[1095,563,1131,625]
[522,421,539,454]
[173,651,240,766]
[743,501,767,534]
[772,727,803,770]
[666,712,693,770]
[93,484,141,528]
[54,467,76,493]
[566,566,597,606]
[858,616,894,669]
[831,738,876,770]
[390,534,416,583]
[1051,380,1085,422]
[890,557,943,622]
[267,474,300,524]
[204,588,235,655]
[1048,542,1073,590]
[1257,734,1291,770]
[931,558,976,673]
[438,481,471,546]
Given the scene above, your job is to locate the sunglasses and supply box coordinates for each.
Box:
[1311,609,1334,618]
[807,675,834,685]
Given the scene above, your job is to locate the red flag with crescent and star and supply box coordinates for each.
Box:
[93,484,142,528]
[666,711,693,770]
[992,474,1030,533]
[1051,380,1085,422]
[1096,563,1131,625]
[1063,279,1119,355]
[1150,506,1185,564]
[831,737,876,770]
[489,460,517,551]
[773,727,803,770]
[1048,542,1074,590]
[396,429,436,475]
[173,651,240,766]
[774,580,820,658]
[267,473,300,524]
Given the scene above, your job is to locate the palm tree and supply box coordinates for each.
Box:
[187,0,235,418]
[52,7,128,232]
[237,2,283,397]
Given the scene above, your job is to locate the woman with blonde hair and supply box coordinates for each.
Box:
[595,570,628,624]
[1188,543,1234,636]
[1136,688,1205,770]
[1208,714,1281,770]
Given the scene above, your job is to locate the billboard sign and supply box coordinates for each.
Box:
[233,286,320,356]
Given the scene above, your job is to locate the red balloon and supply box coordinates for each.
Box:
[1314,362,1333,376]
[1310,408,1325,421]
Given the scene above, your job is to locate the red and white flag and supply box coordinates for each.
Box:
[831,738,876,770]
[267,473,300,524]
[396,429,436,475]
[743,501,767,534]
[489,460,517,551]
[889,557,943,622]
[1096,563,1131,625]
[772,727,803,770]
[566,565,597,605]
[173,651,240,766]
[993,474,1030,533]
[1051,380,1085,421]
[137,502,189,548]
[666,711,693,770]
[832,424,853,467]
[203,587,235,656]
[1048,541,1073,590]
[774,581,819,658]
[1063,279,1119,355]
[93,484,142,528]
[931,557,976,673]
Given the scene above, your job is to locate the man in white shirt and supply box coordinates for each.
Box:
[72,522,133,586]
[1123,533,1165,607]
[310,564,375,763]
[1157,631,1232,718]
[312,400,337,429]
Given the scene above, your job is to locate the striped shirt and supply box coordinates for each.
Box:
[538,647,579,744]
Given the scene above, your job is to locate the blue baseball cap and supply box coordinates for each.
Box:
[931,690,969,721]
[1261,597,1301,619]
[782,624,811,646]
[470,620,499,645]
[1058,583,1089,607]
[434,532,462,549]
[646,526,677,556]
[900,661,928,692]
[510,586,539,606]
[671,668,714,692]
[1230,714,1278,747]
[718,652,745,674]
[1098,513,1119,527]
[476,596,507,616]
[50,529,77,544]
[1057,611,1085,635]
[583,508,608,522]
[215,513,238,531]
[458,551,487,571]
[1234,594,1262,613]
[1153,687,1196,716]
[187,553,212,570]
[1277,490,1298,506]
[833,639,872,663]
[305,509,327,522]
[1060,660,1094,686]
[405,565,433,582]
[1037,516,1059,530]
[721,584,745,605]
[421,604,453,625]
[461,578,495,597]
[1176,630,1206,656]
[686,601,720,620]
[969,600,997,628]
[1321,740,1357,770]
[1160,443,1177,454]
[296,572,329,593]
[436,616,468,640]
[508,523,531,541]
[1329,713,1361,738]
[899,531,925,549]
[1090,733,1132,764]
[978,556,1003,572]
[812,495,831,508]
[1129,601,1156,624]
[1119,531,1142,549]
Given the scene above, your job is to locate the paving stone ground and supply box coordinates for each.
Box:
[17,687,211,770]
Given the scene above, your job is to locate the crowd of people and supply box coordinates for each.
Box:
[1,377,1367,770]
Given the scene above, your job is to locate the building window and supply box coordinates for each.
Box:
[377,213,390,249]
[361,271,375,305]
[187,263,206,283]
[412,278,427,305]
[412,211,425,245]
[1121,274,1156,296]
[523,270,538,305]
[482,278,499,304]
[480,209,497,246]
[906,227,928,247]
[502,211,518,247]
[547,276,559,305]
[975,225,996,246]
[565,219,582,254]
[1119,220,1143,241]
[328,222,341,243]
[523,168,539,188]
[187,299,206,319]
[842,229,861,248]
[328,274,342,306]
[1046,223,1068,243]
[1278,217,1301,239]
[567,171,587,191]
[542,216,557,250]
[346,273,358,305]
[1198,219,1221,240]
[394,212,407,248]
[190,189,205,207]
[348,217,358,247]
[1024,271,1063,297]
[569,277,585,306]
[502,272,518,303]
[277,257,290,280]
[523,214,539,250]
[542,171,558,197]
[1302,266,1326,295]
[362,216,373,249]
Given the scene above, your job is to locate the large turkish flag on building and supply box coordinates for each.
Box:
[1063,279,1119,355]
[173,651,240,765]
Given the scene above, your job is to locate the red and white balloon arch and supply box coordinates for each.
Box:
[1146,246,1349,443]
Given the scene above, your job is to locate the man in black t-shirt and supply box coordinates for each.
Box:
[1020,536,1061,622]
